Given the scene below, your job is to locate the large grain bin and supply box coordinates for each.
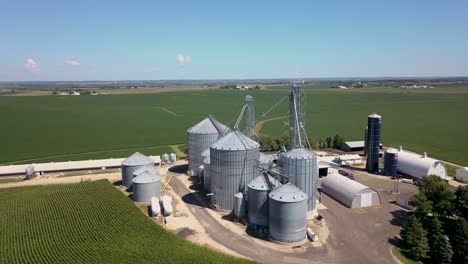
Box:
[210,131,260,211]
[132,170,161,203]
[121,152,154,189]
[280,148,319,211]
[366,113,381,173]
[187,116,229,174]
[268,183,308,245]
[247,173,281,228]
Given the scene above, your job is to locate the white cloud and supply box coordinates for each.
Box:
[65,58,80,66]
[24,58,40,73]
[176,53,190,65]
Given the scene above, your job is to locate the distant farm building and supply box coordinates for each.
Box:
[456,167,468,183]
[320,173,381,208]
[334,154,363,166]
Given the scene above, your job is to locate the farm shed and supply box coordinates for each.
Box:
[320,173,381,208]
[340,141,365,152]
[456,167,468,183]
[396,148,448,180]
[334,154,362,166]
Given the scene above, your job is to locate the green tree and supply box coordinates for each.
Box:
[318,139,325,149]
[418,175,455,217]
[325,137,332,148]
[428,217,453,263]
[446,218,468,264]
[400,214,430,260]
[332,134,346,148]
[454,186,468,219]
[410,193,433,226]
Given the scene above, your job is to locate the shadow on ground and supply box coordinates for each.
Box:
[389,209,408,227]
[169,164,188,173]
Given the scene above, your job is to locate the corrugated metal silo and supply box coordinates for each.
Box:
[132,170,161,203]
[187,116,230,174]
[280,148,319,211]
[383,148,398,176]
[247,173,281,228]
[210,131,260,211]
[121,152,154,189]
[268,183,308,245]
[366,113,381,173]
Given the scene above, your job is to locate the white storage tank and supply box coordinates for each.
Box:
[121,152,154,189]
[132,170,161,203]
[150,197,161,217]
[161,153,169,164]
[169,153,177,163]
[161,195,173,216]
[247,173,281,228]
[268,183,308,245]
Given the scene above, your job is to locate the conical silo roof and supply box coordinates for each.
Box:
[121,152,154,166]
[211,131,259,151]
[284,148,315,160]
[132,165,157,177]
[187,117,230,135]
[248,174,281,191]
[132,171,161,183]
[269,183,307,202]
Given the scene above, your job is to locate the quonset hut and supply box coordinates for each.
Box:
[396,147,447,180]
[210,131,260,211]
[121,152,154,189]
[187,116,229,175]
[268,183,308,245]
[280,148,319,212]
[320,173,381,208]
[247,173,281,228]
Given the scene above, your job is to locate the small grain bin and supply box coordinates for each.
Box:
[247,173,281,228]
[121,152,154,189]
[25,164,35,180]
[132,170,161,203]
[169,153,177,163]
[383,148,398,176]
[268,183,308,245]
[162,153,169,164]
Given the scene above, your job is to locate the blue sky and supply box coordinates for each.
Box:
[0,0,467,81]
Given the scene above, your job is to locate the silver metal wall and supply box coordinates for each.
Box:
[210,147,259,211]
[121,163,153,189]
[383,149,398,176]
[203,156,211,193]
[247,174,281,227]
[188,132,220,173]
[268,184,307,244]
[280,148,319,211]
[132,178,161,203]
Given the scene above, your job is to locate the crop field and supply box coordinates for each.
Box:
[0,86,467,165]
[0,180,252,264]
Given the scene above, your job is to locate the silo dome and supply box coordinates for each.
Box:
[187,116,230,174]
[247,173,281,228]
[210,131,260,211]
[121,152,154,189]
[132,170,161,203]
[280,148,319,211]
[268,183,308,245]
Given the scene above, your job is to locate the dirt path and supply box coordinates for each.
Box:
[159,107,177,116]
[0,173,121,189]
[254,116,287,137]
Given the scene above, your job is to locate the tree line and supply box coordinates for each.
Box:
[258,134,346,152]
[399,175,467,263]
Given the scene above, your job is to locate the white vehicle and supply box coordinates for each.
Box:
[400,178,414,184]
[150,197,160,217]
[306,227,319,242]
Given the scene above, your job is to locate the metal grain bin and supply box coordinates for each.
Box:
[121,152,154,189]
[187,116,230,174]
[169,153,177,163]
[268,183,308,245]
[210,131,260,211]
[280,148,319,211]
[132,170,161,203]
[383,148,399,176]
[247,174,281,228]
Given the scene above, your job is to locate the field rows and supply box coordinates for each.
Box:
[0,180,252,264]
